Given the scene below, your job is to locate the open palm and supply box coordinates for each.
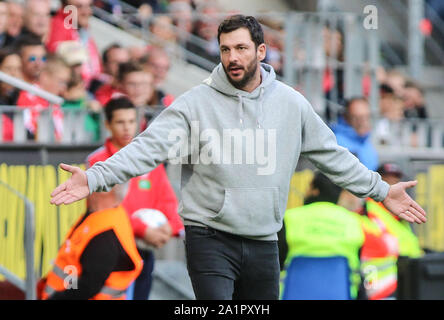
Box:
[382,180,427,224]
[50,164,90,205]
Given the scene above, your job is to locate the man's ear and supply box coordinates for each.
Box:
[257,43,267,62]
[105,120,110,131]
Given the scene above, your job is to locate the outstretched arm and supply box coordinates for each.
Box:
[298,93,426,224]
[51,96,191,206]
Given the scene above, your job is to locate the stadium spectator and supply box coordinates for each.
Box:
[149,15,177,46]
[0,48,21,140]
[86,96,183,300]
[38,181,144,300]
[128,45,147,63]
[323,26,345,120]
[6,1,24,42]
[384,69,406,100]
[374,91,405,145]
[16,55,70,141]
[403,80,428,119]
[13,34,47,84]
[0,48,22,106]
[0,1,11,48]
[331,97,379,171]
[185,1,221,69]
[46,0,102,88]
[21,0,51,42]
[263,28,283,77]
[118,61,155,108]
[140,46,174,108]
[92,43,129,103]
[56,40,102,140]
[169,0,193,44]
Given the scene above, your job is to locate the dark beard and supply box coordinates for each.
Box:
[223,57,258,90]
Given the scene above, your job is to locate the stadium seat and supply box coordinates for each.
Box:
[282,256,351,300]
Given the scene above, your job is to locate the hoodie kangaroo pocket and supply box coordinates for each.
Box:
[212,187,281,237]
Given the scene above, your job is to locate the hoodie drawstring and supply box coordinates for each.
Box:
[237,93,244,126]
[256,87,265,129]
[237,87,265,128]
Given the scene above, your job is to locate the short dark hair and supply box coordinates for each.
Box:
[217,15,264,48]
[0,47,19,65]
[306,172,342,204]
[104,96,136,122]
[117,61,144,82]
[103,43,122,64]
[13,33,44,54]
[344,96,368,116]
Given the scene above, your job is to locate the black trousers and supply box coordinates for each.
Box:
[184,226,280,300]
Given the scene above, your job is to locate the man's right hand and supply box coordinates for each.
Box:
[50,163,90,205]
[143,226,171,249]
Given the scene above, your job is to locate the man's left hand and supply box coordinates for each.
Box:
[382,180,427,224]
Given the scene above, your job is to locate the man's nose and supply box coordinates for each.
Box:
[228,50,239,63]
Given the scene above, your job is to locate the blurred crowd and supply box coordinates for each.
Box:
[0,0,176,142]
[0,0,430,148]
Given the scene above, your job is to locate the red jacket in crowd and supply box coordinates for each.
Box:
[46,8,102,87]
[1,114,13,141]
[16,89,64,141]
[86,138,184,238]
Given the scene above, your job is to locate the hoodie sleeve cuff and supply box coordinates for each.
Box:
[85,170,97,195]
[372,180,390,203]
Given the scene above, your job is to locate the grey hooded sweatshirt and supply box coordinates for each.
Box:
[86,63,389,241]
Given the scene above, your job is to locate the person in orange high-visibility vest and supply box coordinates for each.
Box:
[38,184,143,300]
[361,163,422,300]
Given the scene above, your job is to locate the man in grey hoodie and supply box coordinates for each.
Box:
[51,15,427,300]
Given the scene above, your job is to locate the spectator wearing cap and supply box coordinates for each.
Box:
[56,40,103,141]
[46,0,102,89]
[331,97,379,171]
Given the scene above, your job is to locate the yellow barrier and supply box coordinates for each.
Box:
[0,164,86,281]
[416,165,444,252]
[286,169,314,210]
[1,163,443,284]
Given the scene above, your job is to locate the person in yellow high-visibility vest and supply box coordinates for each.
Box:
[361,163,422,299]
[279,172,384,299]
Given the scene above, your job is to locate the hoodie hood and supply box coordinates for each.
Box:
[203,63,276,128]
